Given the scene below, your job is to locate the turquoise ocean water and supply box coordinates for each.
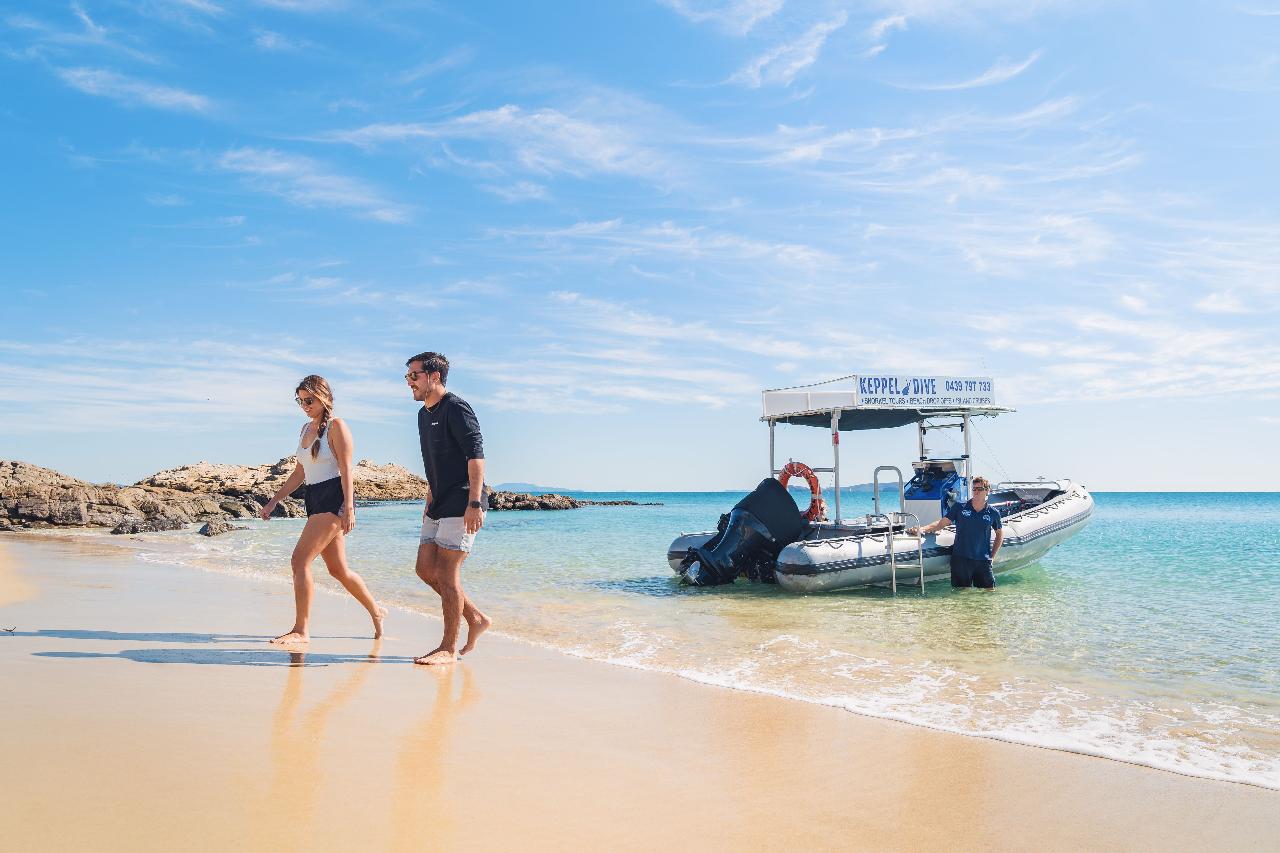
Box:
[65,491,1280,788]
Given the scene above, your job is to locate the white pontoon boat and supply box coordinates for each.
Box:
[666,374,1094,593]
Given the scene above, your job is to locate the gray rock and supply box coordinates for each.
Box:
[486,490,662,511]
[198,519,247,536]
[111,517,184,535]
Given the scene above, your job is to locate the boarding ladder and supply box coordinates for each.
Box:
[869,466,925,595]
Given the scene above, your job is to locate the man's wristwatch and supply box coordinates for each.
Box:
[468,500,482,509]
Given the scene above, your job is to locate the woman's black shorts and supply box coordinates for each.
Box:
[304,477,345,517]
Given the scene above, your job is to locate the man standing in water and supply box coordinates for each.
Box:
[406,352,491,664]
[908,475,1004,590]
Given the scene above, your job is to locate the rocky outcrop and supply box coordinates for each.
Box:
[487,491,660,511]
[137,458,428,503]
[0,459,651,530]
[0,460,297,531]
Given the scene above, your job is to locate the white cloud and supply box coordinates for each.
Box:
[1195,291,1248,314]
[481,181,549,203]
[398,47,473,83]
[56,67,212,112]
[324,105,668,180]
[863,13,907,57]
[216,147,411,223]
[659,0,784,34]
[895,49,1043,91]
[731,12,848,87]
[1118,294,1148,313]
[253,29,311,51]
[144,193,189,206]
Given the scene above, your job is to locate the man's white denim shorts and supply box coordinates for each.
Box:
[420,513,482,553]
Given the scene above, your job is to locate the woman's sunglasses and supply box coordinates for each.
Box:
[295,396,315,407]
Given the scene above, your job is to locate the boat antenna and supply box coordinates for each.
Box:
[972,420,1011,484]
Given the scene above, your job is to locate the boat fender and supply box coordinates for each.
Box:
[778,461,823,521]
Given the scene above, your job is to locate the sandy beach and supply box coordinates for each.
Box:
[2,534,1277,852]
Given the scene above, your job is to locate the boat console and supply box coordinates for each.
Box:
[904,460,962,526]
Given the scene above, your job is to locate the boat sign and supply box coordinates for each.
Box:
[855,375,995,408]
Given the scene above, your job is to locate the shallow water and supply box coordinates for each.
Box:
[58,490,1280,789]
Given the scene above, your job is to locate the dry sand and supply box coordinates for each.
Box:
[1,534,1277,852]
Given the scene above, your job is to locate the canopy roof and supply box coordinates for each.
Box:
[762,374,1012,431]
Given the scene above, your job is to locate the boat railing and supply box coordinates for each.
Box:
[996,479,1066,491]
[872,465,906,516]
[866,511,925,595]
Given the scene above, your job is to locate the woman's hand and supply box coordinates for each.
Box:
[260,499,278,521]
[341,506,356,535]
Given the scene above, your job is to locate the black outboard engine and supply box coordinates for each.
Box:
[680,477,806,586]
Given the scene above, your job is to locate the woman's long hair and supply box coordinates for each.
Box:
[296,375,334,460]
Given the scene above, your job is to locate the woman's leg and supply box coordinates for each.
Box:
[271,514,342,644]
[319,526,388,639]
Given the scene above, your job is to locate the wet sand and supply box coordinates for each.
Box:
[1,534,1277,852]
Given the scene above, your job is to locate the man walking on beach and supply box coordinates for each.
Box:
[406,352,492,664]
[908,475,1004,590]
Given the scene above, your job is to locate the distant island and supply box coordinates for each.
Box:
[493,482,574,493]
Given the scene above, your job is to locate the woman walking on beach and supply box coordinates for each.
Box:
[260,375,387,644]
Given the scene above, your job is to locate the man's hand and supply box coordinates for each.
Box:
[463,504,484,535]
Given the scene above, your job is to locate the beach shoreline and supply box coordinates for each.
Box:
[2,533,1278,851]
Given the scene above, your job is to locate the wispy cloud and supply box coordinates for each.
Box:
[322,104,669,181]
[56,67,213,112]
[895,49,1043,91]
[492,218,838,272]
[216,147,411,223]
[862,13,907,57]
[730,12,848,87]
[0,338,403,435]
[659,0,784,35]
[397,47,473,83]
[5,4,159,63]
[1195,291,1249,314]
[144,192,189,206]
[253,29,313,51]
[481,181,549,202]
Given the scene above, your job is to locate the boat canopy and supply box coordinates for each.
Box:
[762,374,1011,431]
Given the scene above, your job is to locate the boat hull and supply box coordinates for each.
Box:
[668,484,1095,593]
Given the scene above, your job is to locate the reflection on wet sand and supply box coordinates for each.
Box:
[391,665,479,851]
[256,641,382,851]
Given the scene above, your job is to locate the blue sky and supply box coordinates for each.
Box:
[2,0,1277,490]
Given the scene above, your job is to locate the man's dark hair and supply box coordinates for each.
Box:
[407,351,449,385]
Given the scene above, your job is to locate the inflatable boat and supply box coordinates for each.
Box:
[666,374,1094,593]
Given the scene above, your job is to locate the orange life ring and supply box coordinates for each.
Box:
[779,461,824,521]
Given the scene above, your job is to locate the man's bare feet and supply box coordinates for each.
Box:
[270,631,309,645]
[372,605,389,639]
[413,648,457,666]
[460,613,491,657]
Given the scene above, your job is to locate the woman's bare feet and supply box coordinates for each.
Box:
[372,605,389,639]
[270,630,309,645]
[459,613,492,657]
[413,648,457,666]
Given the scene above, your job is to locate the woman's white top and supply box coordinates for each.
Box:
[298,420,341,484]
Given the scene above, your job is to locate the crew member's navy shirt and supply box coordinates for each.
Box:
[946,499,1002,561]
[418,392,484,519]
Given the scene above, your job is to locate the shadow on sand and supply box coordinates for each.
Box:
[34,647,418,667]
[6,628,374,644]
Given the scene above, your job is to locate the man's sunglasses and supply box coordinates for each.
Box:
[405,371,434,381]
[295,396,315,407]
[973,486,989,492]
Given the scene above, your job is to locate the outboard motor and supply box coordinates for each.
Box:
[680,477,806,586]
